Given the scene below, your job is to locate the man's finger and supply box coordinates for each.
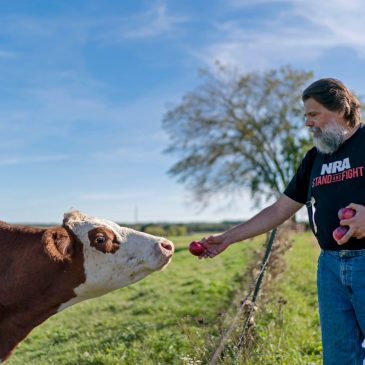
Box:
[337,228,353,245]
[340,218,355,225]
[347,203,360,211]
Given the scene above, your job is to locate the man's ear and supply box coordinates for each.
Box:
[43,227,75,262]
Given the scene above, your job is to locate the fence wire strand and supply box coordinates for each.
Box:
[208,228,277,365]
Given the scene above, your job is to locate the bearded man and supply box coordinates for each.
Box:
[199,78,365,365]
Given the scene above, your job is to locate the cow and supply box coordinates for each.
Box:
[0,210,174,362]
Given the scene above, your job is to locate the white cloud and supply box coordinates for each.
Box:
[198,26,330,71]
[80,192,150,201]
[0,2,189,52]
[291,0,365,47]
[227,0,286,6]
[121,3,189,39]
[197,0,365,71]
[94,2,190,44]
[0,154,69,166]
[0,65,183,172]
[91,144,170,164]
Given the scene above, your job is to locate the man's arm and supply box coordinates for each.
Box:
[201,194,303,258]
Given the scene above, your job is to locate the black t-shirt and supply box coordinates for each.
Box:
[284,124,365,250]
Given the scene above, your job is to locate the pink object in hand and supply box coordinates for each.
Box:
[338,208,356,220]
[333,226,349,241]
[189,241,206,256]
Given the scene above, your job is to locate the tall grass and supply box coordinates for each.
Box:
[242,232,322,365]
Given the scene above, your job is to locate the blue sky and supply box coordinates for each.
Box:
[1,0,365,223]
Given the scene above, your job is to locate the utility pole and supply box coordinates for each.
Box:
[134,205,138,224]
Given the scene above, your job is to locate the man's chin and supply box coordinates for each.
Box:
[313,138,338,154]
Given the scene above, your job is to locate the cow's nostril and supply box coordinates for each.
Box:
[160,240,173,252]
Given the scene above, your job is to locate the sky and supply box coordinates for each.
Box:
[1,0,365,223]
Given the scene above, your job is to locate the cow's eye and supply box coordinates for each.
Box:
[95,236,106,244]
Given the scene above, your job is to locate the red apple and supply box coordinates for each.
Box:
[189,240,205,256]
[333,226,349,241]
[338,208,356,220]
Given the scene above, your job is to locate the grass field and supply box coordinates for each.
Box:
[245,232,322,365]
[6,233,264,365]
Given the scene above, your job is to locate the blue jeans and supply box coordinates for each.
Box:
[318,249,365,365]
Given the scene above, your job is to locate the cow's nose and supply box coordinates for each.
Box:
[159,240,174,253]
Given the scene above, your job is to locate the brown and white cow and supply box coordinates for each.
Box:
[0,210,174,362]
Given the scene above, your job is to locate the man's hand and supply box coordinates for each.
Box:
[337,203,365,245]
[199,233,231,258]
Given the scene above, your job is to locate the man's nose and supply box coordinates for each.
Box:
[305,117,314,127]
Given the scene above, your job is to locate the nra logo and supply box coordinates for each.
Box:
[321,157,350,175]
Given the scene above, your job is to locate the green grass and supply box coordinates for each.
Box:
[6,234,263,365]
[243,232,322,365]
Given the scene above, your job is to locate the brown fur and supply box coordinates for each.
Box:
[88,227,120,254]
[0,221,86,361]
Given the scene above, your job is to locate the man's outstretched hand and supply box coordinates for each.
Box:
[199,233,231,259]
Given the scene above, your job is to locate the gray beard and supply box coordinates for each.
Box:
[312,123,348,154]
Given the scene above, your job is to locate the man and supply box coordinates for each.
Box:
[201,78,365,365]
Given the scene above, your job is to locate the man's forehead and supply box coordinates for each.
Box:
[304,98,326,113]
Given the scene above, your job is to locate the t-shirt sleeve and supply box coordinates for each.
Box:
[284,149,316,204]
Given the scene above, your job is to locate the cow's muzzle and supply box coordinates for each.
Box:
[159,239,174,257]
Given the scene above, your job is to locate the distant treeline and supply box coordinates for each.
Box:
[25,220,309,237]
[121,221,243,237]
[124,220,310,236]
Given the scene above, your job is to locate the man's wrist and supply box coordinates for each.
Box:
[222,232,235,246]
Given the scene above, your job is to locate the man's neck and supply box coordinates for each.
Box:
[344,123,361,141]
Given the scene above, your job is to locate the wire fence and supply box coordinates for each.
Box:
[208,228,278,365]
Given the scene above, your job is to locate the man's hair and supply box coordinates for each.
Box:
[302,78,361,127]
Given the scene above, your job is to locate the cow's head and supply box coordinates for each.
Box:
[56,210,174,310]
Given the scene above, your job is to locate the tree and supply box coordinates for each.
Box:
[162,65,314,208]
[142,224,167,236]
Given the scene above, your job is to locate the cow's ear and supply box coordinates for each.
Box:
[43,227,74,262]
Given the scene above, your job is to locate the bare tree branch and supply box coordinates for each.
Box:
[163,65,314,209]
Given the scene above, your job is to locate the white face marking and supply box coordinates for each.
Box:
[58,211,174,311]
